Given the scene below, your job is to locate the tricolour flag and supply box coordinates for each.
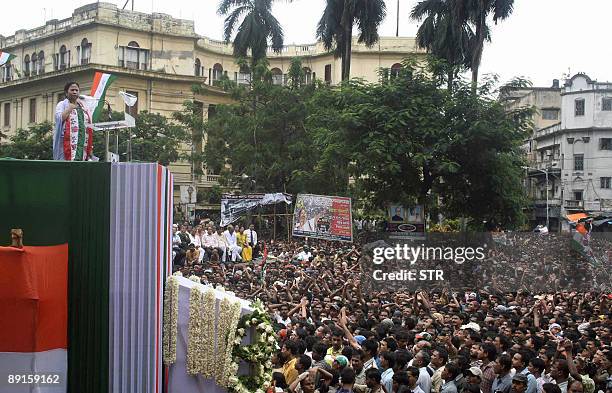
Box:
[90,72,117,122]
[0,245,68,392]
[0,51,16,66]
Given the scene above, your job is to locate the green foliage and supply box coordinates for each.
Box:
[307,59,533,228]
[317,0,386,80]
[204,62,329,195]
[173,101,207,174]
[94,111,189,165]
[218,0,284,66]
[288,57,305,89]
[411,0,515,87]
[0,121,53,160]
[198,185,223,205]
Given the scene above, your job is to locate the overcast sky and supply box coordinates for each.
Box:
[2,0,611,86]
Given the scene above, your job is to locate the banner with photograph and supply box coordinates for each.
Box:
[386,204,425,233]
[292,194,353,242]
[220,193,292,226]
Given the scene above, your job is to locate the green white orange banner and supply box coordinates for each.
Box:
[0,51,16,66]
[90,72,117,122]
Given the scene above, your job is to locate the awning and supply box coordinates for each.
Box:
[566,212,588,223]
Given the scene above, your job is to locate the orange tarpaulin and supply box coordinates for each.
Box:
[566,212,588,223]
[0,245,68,352]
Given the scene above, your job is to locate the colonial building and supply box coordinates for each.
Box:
[0,2,424,206]
[502,74,612,231]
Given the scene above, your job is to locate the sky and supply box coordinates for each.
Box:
[2,0,611,86]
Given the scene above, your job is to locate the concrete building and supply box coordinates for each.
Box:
[0,2,423,208]
[502,74,612,231]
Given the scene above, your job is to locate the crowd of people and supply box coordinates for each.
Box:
[173,222,611,393]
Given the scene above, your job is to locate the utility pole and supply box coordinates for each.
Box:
[396,0,400,37]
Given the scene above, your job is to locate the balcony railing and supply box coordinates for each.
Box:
[565,200,583,208]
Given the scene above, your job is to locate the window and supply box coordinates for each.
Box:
[574,190,583,201]
[390,63,402,78]
[193,101,204,155]
[31,53,38,75]
[119,41,148,70]
[1,63,12,82]
[24,55,30,77]
[195,58,201,76]
[574,154,584,171]
[603,97,612,111]
[540,189,547,199]
[208,104,216,119]
[601,177,611,189]
[303,67,312,84]
[29,98,36,123]
[324,64,332,84]
[124,91,138,116]
[59,45,69,69]
[542,109,559,120]
[212,63,223,84]
[3,102,10,126]
[600,138,612,150]
[575,98,585,116]
[80,38,91,65]
[271,68,283,85]
[37,51,45,74]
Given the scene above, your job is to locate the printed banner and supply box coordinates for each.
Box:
[220,193,292,226]
[292,194,353,242]
[386,204,425,233]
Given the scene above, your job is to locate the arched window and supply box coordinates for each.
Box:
[195,58,201,76]
[81,38,91,65]
[125,41,140,69]
[31,53,38,75]
[24,55,30,77]
[390,63,402,78]
[302,67,312,84]
[38,51,45,74]
[212,63,223,82]
[271,68,283,85]
[59,45,68,69]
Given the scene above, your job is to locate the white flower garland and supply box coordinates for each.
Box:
[186,283,207,375]
[201,288,216,378]
[227,300,278,393]
[220,301,242,387]
[162,272,181,365]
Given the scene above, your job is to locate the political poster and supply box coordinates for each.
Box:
[292,194,353,242]
[386,204,425,233]
[220,193,292,226]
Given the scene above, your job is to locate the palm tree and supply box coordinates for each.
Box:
[218,0,284,68]
[317,0,386,81]
[411,0,472,91]
[466,0,514,88]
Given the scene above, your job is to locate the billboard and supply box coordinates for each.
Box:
[292,194,353,242]
[386,204,425,233]
[220,193,292,226]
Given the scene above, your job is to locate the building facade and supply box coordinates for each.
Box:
[503,74,612,231]
[0,2,424,206]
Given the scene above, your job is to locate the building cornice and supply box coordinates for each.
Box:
[0,63,222,92]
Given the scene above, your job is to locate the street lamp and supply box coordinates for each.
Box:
[522,166,549,230]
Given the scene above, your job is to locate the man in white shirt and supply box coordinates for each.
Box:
[213,227,229,262]
[414,350,432,393]
[243,224,259,257]
[296,246,312,262]
[223,224,242,262]
[201,226,219,262]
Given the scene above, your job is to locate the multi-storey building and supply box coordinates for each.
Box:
[0,2,423,207]
[502,74,612,231]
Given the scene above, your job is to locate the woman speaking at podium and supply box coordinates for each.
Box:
[53,81,95,161]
